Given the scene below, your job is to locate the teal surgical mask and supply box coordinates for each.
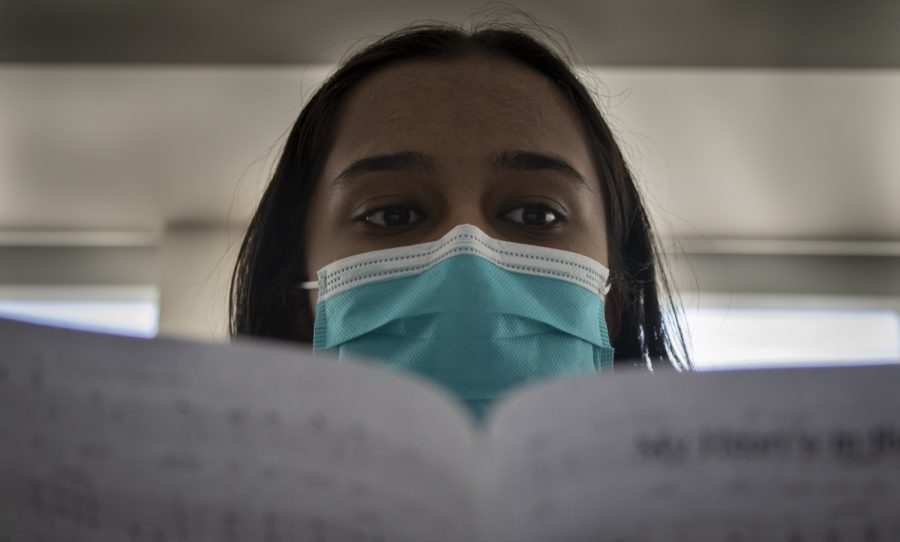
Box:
[300,224,614,421]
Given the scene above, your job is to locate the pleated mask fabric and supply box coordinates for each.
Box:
[303,224,614,421]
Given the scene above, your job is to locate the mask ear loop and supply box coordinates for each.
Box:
[602,281,612,296]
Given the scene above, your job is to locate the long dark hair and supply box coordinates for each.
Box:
[230,22,690,370]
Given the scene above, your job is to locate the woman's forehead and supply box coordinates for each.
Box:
[350,55,558,107]
[328,55,592,163]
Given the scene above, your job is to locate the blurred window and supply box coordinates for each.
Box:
[683,297,900,370]
[0,287,158,338]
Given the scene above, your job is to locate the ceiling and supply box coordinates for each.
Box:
[3,0,900,67]
[0,1,898,248]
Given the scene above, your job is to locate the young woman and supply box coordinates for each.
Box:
[230,22,690,418]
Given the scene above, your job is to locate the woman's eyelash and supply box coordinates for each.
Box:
[356,205,425,228]
[353,201,567,230]
[501,204,568,227]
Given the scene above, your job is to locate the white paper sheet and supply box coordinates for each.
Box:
[486,365,900,542]
[0,318,479,542]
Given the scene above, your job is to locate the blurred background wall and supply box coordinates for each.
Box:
[1,0,899,368]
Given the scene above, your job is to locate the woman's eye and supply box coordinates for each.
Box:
[362,205,424,228]
[501,205,565,227]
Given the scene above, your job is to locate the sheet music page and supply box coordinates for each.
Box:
[0,318,480,542]
[484,364,900,542]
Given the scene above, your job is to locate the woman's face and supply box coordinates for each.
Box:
[305,54,608,289]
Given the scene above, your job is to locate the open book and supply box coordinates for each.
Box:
[1,317,899,542]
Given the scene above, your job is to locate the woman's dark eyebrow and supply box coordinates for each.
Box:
[332,151,436,185]
[491,150,586,186]
[332,149,586,187]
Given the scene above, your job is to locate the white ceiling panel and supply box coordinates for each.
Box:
[0,65,898,243]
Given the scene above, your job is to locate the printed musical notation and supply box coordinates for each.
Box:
[482,367,900,542]
[6,318,900,542]
[0,344,476,542]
